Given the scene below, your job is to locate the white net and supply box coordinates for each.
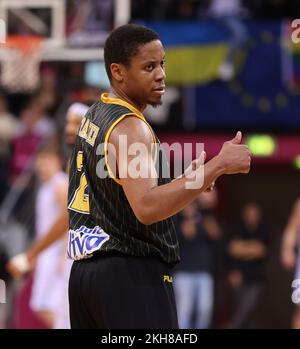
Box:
[0,36,44,93]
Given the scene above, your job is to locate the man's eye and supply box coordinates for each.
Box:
[146,64,154,71]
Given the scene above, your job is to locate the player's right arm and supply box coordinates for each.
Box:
[281,200,300,270]
[108,116,250,225]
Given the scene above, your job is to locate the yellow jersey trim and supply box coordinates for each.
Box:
[100,92,144,118]
[102,95,158,185]
[100,93,157,150]
[104,113,133,185]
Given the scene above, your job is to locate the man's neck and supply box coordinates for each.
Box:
[109,87,146,112]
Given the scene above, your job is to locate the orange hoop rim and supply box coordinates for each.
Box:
[1,35,44,55]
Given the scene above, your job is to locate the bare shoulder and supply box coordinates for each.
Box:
[109,115,153,146]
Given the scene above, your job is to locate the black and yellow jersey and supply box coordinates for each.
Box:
[67,93,179,265]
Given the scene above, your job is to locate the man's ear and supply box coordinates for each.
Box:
[110,63,124,82]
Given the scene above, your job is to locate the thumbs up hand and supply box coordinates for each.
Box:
[217,131,251,175]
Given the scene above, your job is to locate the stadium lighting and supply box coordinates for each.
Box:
[246,134,276,157]
[294,155,300,169]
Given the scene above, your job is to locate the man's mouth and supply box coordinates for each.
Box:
[152,86,166,94]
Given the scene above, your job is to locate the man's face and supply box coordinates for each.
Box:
[122,40,166,109]
[65,112,83,145]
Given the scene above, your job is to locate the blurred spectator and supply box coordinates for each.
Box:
[8,103,55,237]
[29,140,68,328]
[227,202,269,329]
[207,0,248,81]
[10,106,42,182]
[67,0,113,47]
[197,188,227,326]
[6,102,88,329]
[26,101,55,139]
[65,103,89,145]
[10,104,54,182]
[35,67,59,115]
[73,85,100,106]
[173,190,223,329]
[281,198,300,329]
[0,95,20,202]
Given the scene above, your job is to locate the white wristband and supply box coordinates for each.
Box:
[10,253,31,273]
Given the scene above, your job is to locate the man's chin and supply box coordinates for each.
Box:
[148,98,163,108]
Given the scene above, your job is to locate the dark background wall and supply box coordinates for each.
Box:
[220,167,300,328]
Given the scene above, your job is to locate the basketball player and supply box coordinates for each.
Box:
[281,199,300,328]
[7,103,89,277]
[29,141,68,328]
[67,24,251,329]
[6,103,88,328]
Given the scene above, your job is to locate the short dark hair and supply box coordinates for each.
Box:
[104,24,160,81]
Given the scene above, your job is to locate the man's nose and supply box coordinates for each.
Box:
[156,66,166,81]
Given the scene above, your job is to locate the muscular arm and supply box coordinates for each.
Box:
[109,116,250,225]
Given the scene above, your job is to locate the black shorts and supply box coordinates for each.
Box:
[69,253,179,329]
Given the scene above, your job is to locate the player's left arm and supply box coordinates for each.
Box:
[6,179,69,278]
[26,179,69,259]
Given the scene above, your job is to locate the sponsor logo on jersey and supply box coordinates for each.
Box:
[163,275,173,283]
[67,225,110,260]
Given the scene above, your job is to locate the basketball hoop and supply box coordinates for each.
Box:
[0,35,44,93]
